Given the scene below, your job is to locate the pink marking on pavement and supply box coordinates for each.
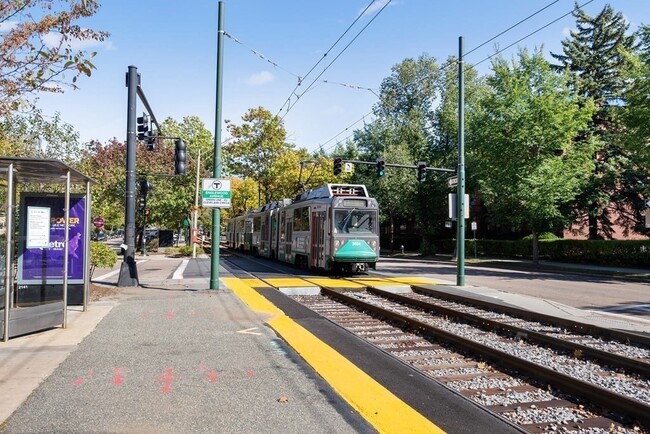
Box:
[113,367,125,385]
[74,377,84,386]
[158,368,174,393]
[190,310,198,318]
[247,370,254,378]
[88,368,94,377]
[166,310,175,320]
[207,371,217,383]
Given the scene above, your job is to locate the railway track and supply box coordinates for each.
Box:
[295,287,650,433]
[221,252,650,432]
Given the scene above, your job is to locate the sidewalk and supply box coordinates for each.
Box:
[0,278,375,433]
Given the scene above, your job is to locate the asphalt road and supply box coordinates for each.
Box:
[371,256,650,319]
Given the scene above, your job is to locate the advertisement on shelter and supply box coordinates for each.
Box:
[18,194,86,284]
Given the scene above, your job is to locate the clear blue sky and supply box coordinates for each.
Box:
[34,0,650,154]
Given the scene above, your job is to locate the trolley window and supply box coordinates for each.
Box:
[334,209,376,234]
[292,207,309,231]
[253,216,261,232]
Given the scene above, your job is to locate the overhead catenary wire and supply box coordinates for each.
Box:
[318,0,597,154]
[276,0,383,117]
[282,0,393,120]
[470,0,596,68]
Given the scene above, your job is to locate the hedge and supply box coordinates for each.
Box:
[432,239,650,268]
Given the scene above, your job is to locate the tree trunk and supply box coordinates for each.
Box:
[532,229,539,265]
[588,207,599,239]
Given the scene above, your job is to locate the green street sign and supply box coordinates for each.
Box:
[202,178,231,208]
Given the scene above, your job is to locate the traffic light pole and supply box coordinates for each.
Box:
[457,36,466,286]
[118,65,140,287]
[210,1,225,290]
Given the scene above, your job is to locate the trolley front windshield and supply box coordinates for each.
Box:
[334,209,377,234]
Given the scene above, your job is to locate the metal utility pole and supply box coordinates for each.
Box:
[192,149,201,259]
[118,65,140,287]
[457,36,466,287]
[210,1,225,290]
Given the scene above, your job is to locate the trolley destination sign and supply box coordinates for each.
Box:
[201,178,231,208]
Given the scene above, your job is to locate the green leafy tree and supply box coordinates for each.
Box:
[0,0,108,115]
[551,3,641,239]
[354,54,441,251]
[0,110,80,163]
[224,106,293,204]
[618,26,650,235]
[472,49,595,263]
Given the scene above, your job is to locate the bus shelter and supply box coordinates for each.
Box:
[0,157,93,342]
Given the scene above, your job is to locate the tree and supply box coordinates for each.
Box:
[0,110,80,163]
[472,49,595,263]
[353,55,441,252]
[551,3,640,239]
[224,107,293,204]
[0,0,108,115]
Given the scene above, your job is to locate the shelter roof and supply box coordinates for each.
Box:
[0,157,94,184]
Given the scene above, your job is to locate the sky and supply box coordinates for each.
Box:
[30,0,650,155]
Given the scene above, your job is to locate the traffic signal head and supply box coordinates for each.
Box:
[146,135,156,151]
[139,179,151,195]
[333,157,342,176]
[376,159,385,177]
[174,139,187,175]
[417,162,427,183]
[137,113,149,140]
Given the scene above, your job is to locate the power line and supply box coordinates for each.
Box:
[465,0,560,56]
[283,0,393,119]
[470,0,596,68]
[223,31,301,79]
[317,1,597,154]
[276,0,382,117]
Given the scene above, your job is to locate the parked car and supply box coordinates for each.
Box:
[92,232,107,241]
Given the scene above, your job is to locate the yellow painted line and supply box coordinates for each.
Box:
[305,278,365,288]
[240,278,268,288]
[224,277,444,434]
[264,277,318,288]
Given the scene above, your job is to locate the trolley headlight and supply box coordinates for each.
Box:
[369,240,377,250]
[334,239,342,252]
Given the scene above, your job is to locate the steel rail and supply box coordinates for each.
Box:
[321,286,650,428]
[369,287,650,378]
[412,285,650,347]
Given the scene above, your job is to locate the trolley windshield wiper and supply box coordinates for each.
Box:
[339,208,356,232]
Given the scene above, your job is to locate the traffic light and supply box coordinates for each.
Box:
[417,162,427,183]
[376,158,385,177]
[137,113,149,140]
[174,139,187,175]
[333,157,342,176]
[146,134,156,151]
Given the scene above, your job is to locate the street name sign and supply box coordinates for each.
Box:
[202,178,231,208]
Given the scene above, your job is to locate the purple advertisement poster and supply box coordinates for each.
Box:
[18,194,86,284]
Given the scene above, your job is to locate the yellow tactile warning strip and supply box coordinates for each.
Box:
[263,277,318,288]
[348,277,409,287]
[223,277,444,434]
[386,277,446,285]
[304,278,365,288]
[239,278,268,288]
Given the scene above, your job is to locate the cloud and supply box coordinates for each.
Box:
[358,0,393,18]
[0,21,19,32]
[43,31,113,51]
[561,27,574,37]
[246,71,275,86]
